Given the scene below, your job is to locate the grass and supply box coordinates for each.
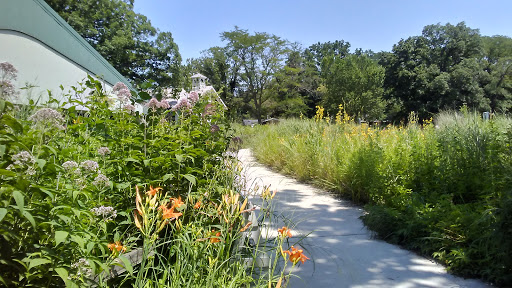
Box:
[237,108,512,286]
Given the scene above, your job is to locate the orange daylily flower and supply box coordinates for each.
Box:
[160,205,182,220]
[170,196,185,209]
[194,201,201,209]
[278,226,292,238]
[146,185,162,196]
[210,230,221,243]
[282,246,309,264]
[108,241,127,253]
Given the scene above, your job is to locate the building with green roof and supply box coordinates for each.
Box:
[0,0,134,106]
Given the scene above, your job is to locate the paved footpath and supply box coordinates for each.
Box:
[238,149,490,288]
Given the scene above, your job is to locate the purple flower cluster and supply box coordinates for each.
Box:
[62,161,78,171]
[147,98,159,111]
[91,205,117,220]
[71,258,92,277]
[8,151,36,176]
[0,62,18,99]
[171,95,193,112]
[80,160,99,173]
[0,62,18,80]
[29,108,65,130]
[113,82,131,103]
[210,124,220,133]
[12,151,35,166]
[124,103,136,112]
[146,98,171,111]
[188,91,199,104]
[92,174,110,189]
[158,99,170,109]
[97,147,111,156]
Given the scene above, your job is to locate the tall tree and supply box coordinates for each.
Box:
[381,22,487,120]
[323,54,385,120]
[45,0,182,88]
[482,36,512,112]
[221,27,289,123]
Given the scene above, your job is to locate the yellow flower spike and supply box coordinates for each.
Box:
[239,198,248,213]
[271,189,277,199]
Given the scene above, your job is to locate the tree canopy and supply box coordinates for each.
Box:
[45,0,182,88]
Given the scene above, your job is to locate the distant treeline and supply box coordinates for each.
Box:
[47,0,511,123]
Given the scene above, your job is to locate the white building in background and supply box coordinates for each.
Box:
[0,0,140,111]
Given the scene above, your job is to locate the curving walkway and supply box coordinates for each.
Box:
[238,149,490,288]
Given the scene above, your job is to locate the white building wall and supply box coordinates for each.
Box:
[0,30,113,106]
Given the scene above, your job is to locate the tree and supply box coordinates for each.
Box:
[265,48,309,118]
[45,0,182,88]
[323,54,385,120]
[381,22,487,120]
[482,36,512,112]
[221,27,289,123]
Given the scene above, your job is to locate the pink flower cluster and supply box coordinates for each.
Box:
[0,62,18,99]
[0,62,17,80]
[29,108,65,130]
[146,98,170,111]
[171,95,193,112]
[113,82,132,103]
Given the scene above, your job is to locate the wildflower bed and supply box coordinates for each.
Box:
[0,63,308,287]
[240,108,512,286]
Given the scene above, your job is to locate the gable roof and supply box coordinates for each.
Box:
[0,0,134,90]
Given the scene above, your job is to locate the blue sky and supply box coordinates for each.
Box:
[134,0,512,61]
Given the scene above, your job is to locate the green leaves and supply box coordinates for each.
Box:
[55,231,69,246]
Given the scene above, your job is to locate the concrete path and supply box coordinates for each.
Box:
[238,149,490,288]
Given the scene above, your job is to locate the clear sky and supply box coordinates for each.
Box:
[134,0,512,61]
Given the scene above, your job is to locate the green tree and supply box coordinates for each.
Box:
[482,36,512,112]
[45,0,182,88]
[265,48,309,118]
[381,22,486,120]
[221,27,289,123]
[323,54,385,120]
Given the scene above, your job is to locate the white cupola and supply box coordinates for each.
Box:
[191,73,207,92]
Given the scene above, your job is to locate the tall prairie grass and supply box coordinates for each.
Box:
[240,110,512,286]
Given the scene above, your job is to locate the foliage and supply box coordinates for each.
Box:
[220,27,291,123]
[322,54,385,120]
[45,0,182,88]
[242,111,512,286]
[381,22,512,121]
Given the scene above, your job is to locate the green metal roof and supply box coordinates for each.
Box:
[0,0,134,90]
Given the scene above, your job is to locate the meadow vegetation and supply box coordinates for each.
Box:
[241,106,512,286]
